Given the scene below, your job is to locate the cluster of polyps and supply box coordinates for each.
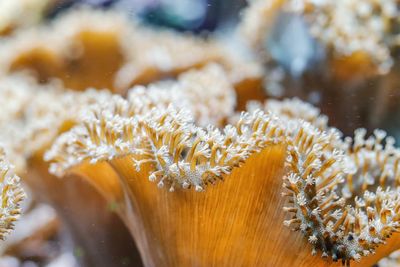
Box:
[0,75,112,172]
[135,108,283,191]
[128,64,236,127]
[283,121,360,263]
[247,98,329,130]
[340,128,400,198]
[282,121,400,263]
[46,99,283,191]
[244,97,400,263]
[0,148,24,240]
[0,7,229,93]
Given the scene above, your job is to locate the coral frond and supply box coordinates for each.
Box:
[46,101,283,191]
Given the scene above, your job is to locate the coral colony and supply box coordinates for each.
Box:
[1,3,400,267]
[46,70,400,265]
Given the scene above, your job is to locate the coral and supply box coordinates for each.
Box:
[243,98,400,263]
[0,8,133,91]
[340,129,400,199]
[0,6,399,267]
[283,127,400,264]
[245,97,329,130]
[0,148,25,240]
[43,66,263,192]
[0,74,112,172]
[241,0,400,74]
[45,64,240,177]
[284,0,400,74]
[115,27,225,90]
[46,94,400,265]
[0,8,235,93]
[46,102,283,190]
[0,6,264,103]
[0,74,141,266]
[240,0,286,51]
[127,64,236,126]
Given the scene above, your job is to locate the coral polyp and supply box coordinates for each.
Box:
[285,126,400,264]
